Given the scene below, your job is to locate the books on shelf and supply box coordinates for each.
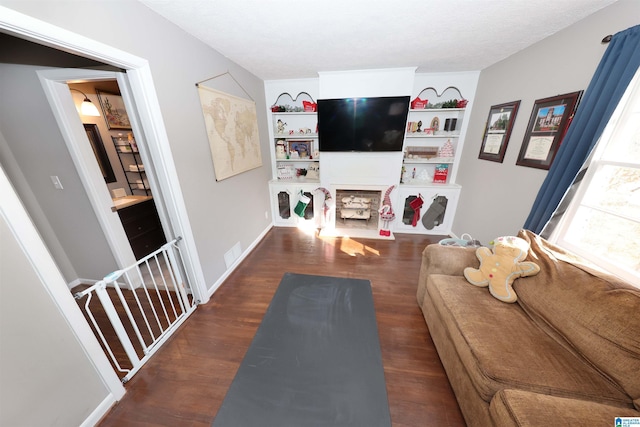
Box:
[433,164,449,184]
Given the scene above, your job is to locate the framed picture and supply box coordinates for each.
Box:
[83,123,116,183]
[478,100,520,163]
[96,90,132,130]
[516,91,583,169]
[287,140,313,159]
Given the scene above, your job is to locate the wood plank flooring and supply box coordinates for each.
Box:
[98,227,465,426]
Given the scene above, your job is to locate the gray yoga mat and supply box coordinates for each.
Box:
[212,272,392,427]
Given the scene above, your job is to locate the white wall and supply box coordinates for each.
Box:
[0,0,273,292]
[454,0,640,245]
[0,213,108,426]
[0,63,118,280]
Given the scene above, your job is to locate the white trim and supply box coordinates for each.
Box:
[37,69,137,270]
[0,164,126,400]
[207,224,273,298]
[67,278,99,290]
[79,395,117,427]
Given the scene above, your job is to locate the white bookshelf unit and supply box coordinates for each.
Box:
[264,71,479,235]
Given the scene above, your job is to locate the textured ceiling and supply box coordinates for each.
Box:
[139,0,618,80]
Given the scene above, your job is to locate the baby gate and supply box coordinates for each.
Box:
[74,237,197,383]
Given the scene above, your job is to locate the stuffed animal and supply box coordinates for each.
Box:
[463,236,540,303]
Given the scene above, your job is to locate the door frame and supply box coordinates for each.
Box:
[0,4,209,411]
[38,69,138,271]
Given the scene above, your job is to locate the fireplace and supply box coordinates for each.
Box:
[320,184,395,240]
[335,189,381,231]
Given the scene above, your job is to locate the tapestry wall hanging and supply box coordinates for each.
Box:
[197,85,262,181]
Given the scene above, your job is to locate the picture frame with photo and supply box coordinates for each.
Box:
[287,140,313,159]
[478,100,520,163]
[516,91,582,170]
[96,90,132,130]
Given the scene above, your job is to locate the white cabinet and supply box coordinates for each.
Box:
[269,181,320,227]
[393,185,460,235]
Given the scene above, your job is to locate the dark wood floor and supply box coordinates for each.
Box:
[98,227,465,426]
[72,284,191,375]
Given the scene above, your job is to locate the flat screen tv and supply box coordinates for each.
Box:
[317,96,410,152]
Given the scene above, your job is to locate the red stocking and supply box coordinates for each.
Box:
[409,194,424,227]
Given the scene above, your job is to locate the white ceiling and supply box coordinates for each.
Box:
[139,0,618,80]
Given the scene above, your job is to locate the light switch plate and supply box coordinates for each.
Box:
[50,175,63,190]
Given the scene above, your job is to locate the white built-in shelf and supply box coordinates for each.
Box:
[271,178,320,184]
[400,182,462,189]
[409,108,466,113]
[405,133,459,138]
[272,111,317,115]
[275,158,319,162]
[403,158,455,164]
[274,134,318,139]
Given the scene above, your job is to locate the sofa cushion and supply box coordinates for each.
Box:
[425,274,631,407]
[516,230,640,403]
[417,245,478,306]
[490,389,640,426]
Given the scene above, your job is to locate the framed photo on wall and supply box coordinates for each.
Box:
[478,100,520,163]
[516,91,583,170]
[96,90,132,130]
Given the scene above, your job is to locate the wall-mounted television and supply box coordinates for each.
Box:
[317,96,410,152]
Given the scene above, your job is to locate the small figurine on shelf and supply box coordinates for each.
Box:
[275,140,287,159]
[416,120,423,132]
[438,139,455,159]
[276,119,287,134]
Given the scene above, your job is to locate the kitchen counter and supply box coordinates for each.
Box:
[111,195,153,212]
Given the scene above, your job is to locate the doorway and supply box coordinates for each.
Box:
[0,7,209,413]
[68,79,167,260]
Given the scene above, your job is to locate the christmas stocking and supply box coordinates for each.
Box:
[422,195,448,230]
[293,192,311,217]
[409,194,424,227]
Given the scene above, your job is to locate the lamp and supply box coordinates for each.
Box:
[70,88,101,117]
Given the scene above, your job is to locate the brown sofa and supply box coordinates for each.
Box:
[417,229,640,426]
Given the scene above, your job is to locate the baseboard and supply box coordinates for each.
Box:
[207,224,273,299]
[67,278,98,290]
[80,393,117,427]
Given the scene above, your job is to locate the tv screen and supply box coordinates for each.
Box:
[317,96,410,152]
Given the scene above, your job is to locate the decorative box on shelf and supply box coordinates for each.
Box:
[410,97,428,109]
[405,146,438,160]
[433,164,450,184]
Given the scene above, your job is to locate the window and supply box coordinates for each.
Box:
[552,69,640,287]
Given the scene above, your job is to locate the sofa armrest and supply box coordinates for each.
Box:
[417,244,479,305]
[421,244,478,277]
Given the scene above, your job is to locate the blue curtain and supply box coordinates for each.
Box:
[524,25,640,233]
